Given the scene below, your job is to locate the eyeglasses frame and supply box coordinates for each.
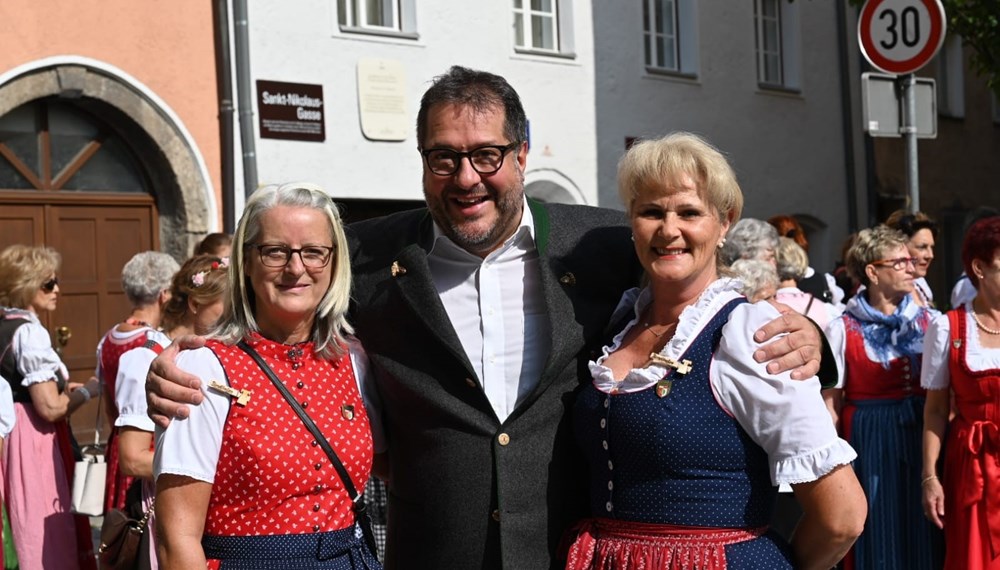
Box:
[419,141,522,177]
[869,256,918,271]
[247,243,336,268]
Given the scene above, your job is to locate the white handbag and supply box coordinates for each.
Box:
[71,386,106,516]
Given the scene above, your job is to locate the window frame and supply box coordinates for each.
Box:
[753,0,800,92]
[644,0,679,72]
[337,0,419,40]
[512,0,576,58]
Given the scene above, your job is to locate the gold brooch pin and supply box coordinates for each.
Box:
[646,353,693,375]
[655,379,673,398]
[559,272,576,286]
[390,261,407,277]
[341,404,355,421]
[209,380,252,406]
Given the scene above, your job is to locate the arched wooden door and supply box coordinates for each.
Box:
[0,98,159,443]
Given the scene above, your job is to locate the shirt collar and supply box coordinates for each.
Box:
[428,196,536,262]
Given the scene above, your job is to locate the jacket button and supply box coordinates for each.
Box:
[497,433,510,446]
[465,378,477,388]
[491,509,501,522]
[313,504,321,512]
[314,485,322,493]
[315,463,322,470]
[301,401,309,408]
[311,440,318,447]
[297,381,304,388]
[313,524,320,532]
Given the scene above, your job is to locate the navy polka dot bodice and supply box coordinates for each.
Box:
[574,298,776,527]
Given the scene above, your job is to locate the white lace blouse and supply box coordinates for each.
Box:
[589,278,857,487]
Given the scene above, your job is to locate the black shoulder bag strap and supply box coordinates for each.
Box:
[236,340,378,555]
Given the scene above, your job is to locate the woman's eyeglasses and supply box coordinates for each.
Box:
[40,277,59,292]
[249,244,335,268]
[870,257,917,271]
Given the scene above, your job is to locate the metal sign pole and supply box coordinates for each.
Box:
[902,73,920,213]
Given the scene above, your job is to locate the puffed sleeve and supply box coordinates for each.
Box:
[153,347,230,484]
[0,378,15,437]
[114,347,158,432]
[920,312,951,390]
[823,317,848,389]
[348,339,385,454]
[712,303,857,486]
[13,321,68,386]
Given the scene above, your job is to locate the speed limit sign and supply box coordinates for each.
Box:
[858,0,946,75]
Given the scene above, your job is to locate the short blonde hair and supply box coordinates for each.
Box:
[776,237,809,281]
[213,182,353,359]
[846,225,907,287]
[0,245,61,309]
[617,132,743,223]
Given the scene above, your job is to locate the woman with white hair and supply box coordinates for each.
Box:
[154,183,381,569]
[719,217,779,267]
[96,250,179,512]
[0,245,100,569]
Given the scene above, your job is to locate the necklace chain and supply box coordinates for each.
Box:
[971,310,1000,336]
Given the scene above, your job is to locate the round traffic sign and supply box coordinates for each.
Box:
[858,0,946,75]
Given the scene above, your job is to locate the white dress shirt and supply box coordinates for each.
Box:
[427,199,550,423]
[922,304,1000,390]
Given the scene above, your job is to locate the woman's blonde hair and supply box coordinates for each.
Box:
[213,182,353,359]
[617,132,743,223]
[846,225,907,288]
[0,245,61,309]
[162,254,229,332]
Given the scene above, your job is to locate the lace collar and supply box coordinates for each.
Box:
[589,278,744,394]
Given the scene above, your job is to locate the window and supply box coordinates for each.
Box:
[936,34,965,118]
[753,0,800,90]
[337,0,417,38]
[514,0,558,52]
[644,0,678,71]
[513,0,575,56]
[643,0,697,76]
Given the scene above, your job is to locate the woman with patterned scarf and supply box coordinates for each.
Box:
[824,224,943,570]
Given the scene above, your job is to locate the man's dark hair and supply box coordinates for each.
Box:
[416,66,527,148]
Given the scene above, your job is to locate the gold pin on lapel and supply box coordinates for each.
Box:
[341,404,355,421]
[559,272,576,286]
[646,353,693,375]
[390,261,407,277]
[208,380,252,406]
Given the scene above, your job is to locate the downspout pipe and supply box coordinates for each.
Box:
[836,0,859,232]
[213,0,236,233]
[233,0,259,198]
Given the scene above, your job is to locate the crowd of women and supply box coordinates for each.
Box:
[0,126,996,569]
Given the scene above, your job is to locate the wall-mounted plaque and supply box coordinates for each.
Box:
[356,59,408,142]
[257,80,325,142]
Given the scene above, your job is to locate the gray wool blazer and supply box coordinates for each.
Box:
[347,199,641,569]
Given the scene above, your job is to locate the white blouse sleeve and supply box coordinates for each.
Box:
[921,312,952,391]
[114,347,158,432]
[348,339,385,454]
[0,379,15,437]
[712,303,857,486]
[153,347,230,484]
[13,322,68,386]
[823,317,848,389]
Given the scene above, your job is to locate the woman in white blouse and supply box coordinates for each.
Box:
[922,216,1000,570]
[564,133,865,570]
[114,254,228,569]
[0,245,99,569]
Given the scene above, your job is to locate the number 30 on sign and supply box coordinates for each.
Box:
[858,0,946,75]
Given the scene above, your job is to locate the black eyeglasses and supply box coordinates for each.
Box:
[870,257,918,271]
[249,244,335,268]
[420,142,520,176]
[40,277,59,292]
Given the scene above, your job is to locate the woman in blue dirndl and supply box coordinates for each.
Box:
[565,133,867,569]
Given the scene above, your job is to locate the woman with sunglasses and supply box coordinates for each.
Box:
[154,183,381,569]
[921,216,1000,570]
[0,244,99,569]
[886,210,938,308]
[823,225,942,569]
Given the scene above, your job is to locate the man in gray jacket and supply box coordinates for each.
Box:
[147,66,825,569]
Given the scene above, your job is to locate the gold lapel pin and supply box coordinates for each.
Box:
[341,404,355,421]
[559,272,576,286]
[208,380,252,406]
[646,353,693,375]
[391,261,407,277]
